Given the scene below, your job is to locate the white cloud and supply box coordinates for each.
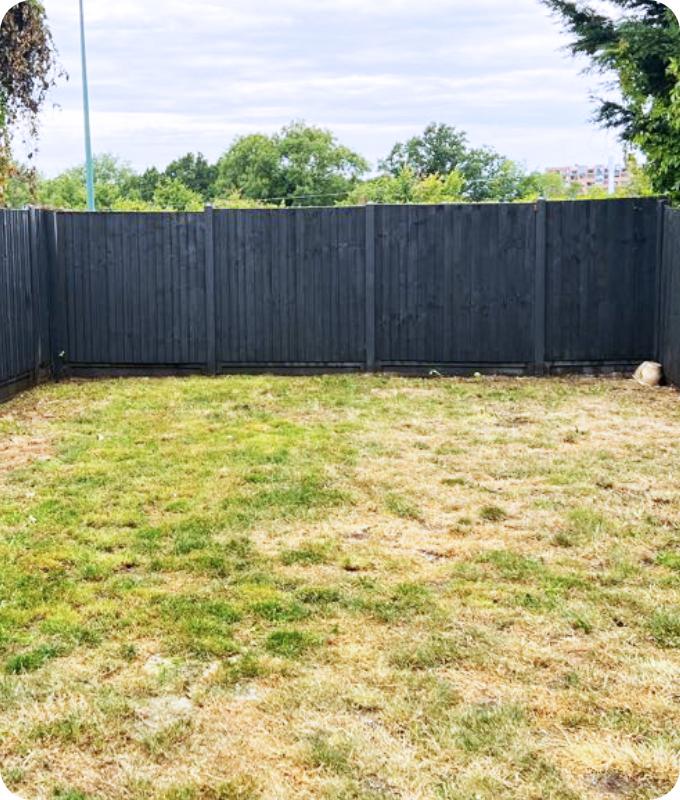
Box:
[2,0,638,174]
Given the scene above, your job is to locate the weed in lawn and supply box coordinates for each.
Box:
[295,586,343,607]
[657,550,680,572]
[559,508,611,547]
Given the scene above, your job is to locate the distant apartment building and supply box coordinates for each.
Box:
[547,164,630,191]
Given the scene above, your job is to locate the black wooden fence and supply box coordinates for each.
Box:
[0,211,51,401]
[659,205,680,387]
[0,197,677,401]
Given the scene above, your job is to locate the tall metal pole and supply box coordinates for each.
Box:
[79,0,95,211]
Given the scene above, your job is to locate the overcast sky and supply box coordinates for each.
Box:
[8,0,643,176]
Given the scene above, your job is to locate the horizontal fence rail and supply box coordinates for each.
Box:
[0,197,678,402]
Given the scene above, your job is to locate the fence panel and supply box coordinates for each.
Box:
[214,207,366,366]
[545,198,658,366]
[56,212,208,367]
[374,203,536,367]
[2,199,671,402]
[659,206,680,386]
[0,210,38,396]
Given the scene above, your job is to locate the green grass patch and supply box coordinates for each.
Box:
[648,609,680,648]
[384,492,423,521]
[1,375,679,799]
[479,505,508,522]
[454,703,526,755]
[390,628,490,670]
[5,644,64,674]
[280,542,332,566]
[265,629,318,658]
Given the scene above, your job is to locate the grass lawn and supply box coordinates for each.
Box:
[0,375,678,800]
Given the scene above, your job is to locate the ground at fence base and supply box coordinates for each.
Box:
[54,359,643,380]
[0,367,51,404]
[0,360,661,408]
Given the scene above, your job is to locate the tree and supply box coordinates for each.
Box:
[542,0,680,198]
[38,154,141,210]
[0,0,59,205]
[152,177,203,211]
[216,122,368,205]
[215,133,282,200]
[460,148,528,201]
[380,123,468,178]
[344,167,465,205]
[163,152,217,200]
[378,123,532,201]
[276,121,368,205]
[37,166,86,209]
[212,191,278,209]
[135,166,162,203]
[517,170,573,201]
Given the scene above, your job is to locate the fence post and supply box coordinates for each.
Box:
[654,198,667,363]
[533,198,547,376]
[46,210,64,381]
[204,204,217,375]
[27,207,42,380]
[365,202,376,372]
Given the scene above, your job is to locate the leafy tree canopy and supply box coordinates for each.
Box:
[542,0,680,197]
[38,154,139,210]
[7,124,654,211]
[345,167,465,205]
[163,152,217,199]
[215,133,281,201]
[216,121,369,205]
[379,123,468,178]
[135,166,163,203]
[0,0,59,205]
[378,123,538,201]
[152,176,203,211]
